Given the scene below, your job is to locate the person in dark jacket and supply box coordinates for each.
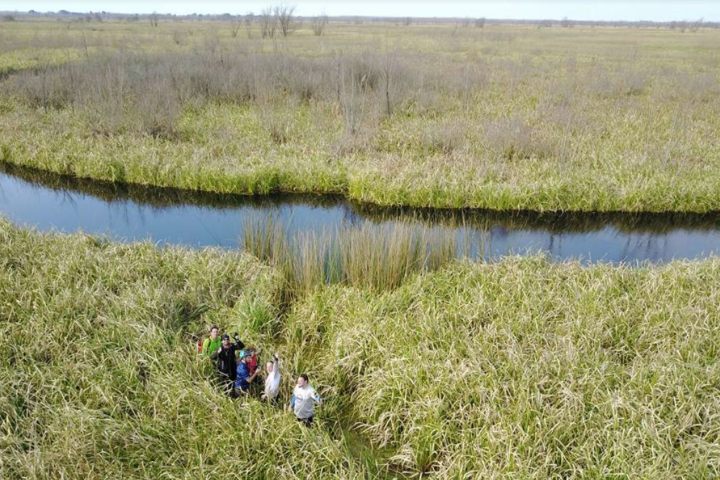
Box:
[211,333,244,394]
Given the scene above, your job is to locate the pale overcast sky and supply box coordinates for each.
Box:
[3,1,718,21]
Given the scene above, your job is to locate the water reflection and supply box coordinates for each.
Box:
[1,162,719,264]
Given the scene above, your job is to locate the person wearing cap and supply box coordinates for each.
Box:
[212,333,244,394]
[288,373,321,426]
[234,349,262,395]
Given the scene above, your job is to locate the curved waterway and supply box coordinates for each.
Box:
[1,163,720,264]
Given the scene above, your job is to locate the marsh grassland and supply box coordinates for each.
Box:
[2,14,720,480]
[1,18,720,211]
[1,221,719,478]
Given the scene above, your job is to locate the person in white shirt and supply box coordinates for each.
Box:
[288,373,321,426]
[262,353,281,404]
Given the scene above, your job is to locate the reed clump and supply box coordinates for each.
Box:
[242,218,457,294]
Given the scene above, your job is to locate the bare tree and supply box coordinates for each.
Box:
[230,16,241,38]
[244,12,255,38]
[382,52,397,116]
[274,5,296,37]
[690,18,704,32]
[260,7,276,38]
[149,12,159,27]
[311,14,328,36]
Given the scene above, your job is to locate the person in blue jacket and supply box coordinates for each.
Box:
[234,349,262,395]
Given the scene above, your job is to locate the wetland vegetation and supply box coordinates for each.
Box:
[1,221,719,478]
[1,16,720,211]
[2,12,720,480]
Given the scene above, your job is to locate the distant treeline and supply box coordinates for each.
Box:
[1,10,717,30]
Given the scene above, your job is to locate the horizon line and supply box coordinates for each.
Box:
[3,10,714,23]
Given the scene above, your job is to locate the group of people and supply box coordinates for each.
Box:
[199,325,321,426]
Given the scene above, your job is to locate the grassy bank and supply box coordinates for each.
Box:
[1,20,720,211]
[1,220,719,478]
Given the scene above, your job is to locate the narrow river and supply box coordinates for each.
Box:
[1,163,720,264]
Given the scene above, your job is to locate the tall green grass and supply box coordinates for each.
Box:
[286,257,720,477]
[2,219,720,478]
[0,220,369,479]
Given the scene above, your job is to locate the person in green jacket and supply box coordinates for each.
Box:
[201,325,222,357]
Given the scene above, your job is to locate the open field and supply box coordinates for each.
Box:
[1,220,719,478]
[1,18,720,211]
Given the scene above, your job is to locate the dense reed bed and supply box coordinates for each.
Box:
[289,257,720,477]
[2,220,719,478]
[0,220,371,479]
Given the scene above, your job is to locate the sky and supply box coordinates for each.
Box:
[3,1,718,22]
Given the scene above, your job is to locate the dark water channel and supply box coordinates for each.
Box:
[1,163,720,264]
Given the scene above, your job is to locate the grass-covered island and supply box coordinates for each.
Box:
[1,220,718,478]
[1,18,720,212]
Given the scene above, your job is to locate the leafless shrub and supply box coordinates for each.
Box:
[332,55,385,145]
[260,8,276,38]
[274,5,295,37]
[380,53,396,115]
[311,15,328,36]
[244,13,255,38]
[136,85,181,140]
[338,67,368,136]
[230,18,242,38]
[1,48,426,137]
[2,15,16,22]
[6,64,75,111]
[337,52,418,117]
